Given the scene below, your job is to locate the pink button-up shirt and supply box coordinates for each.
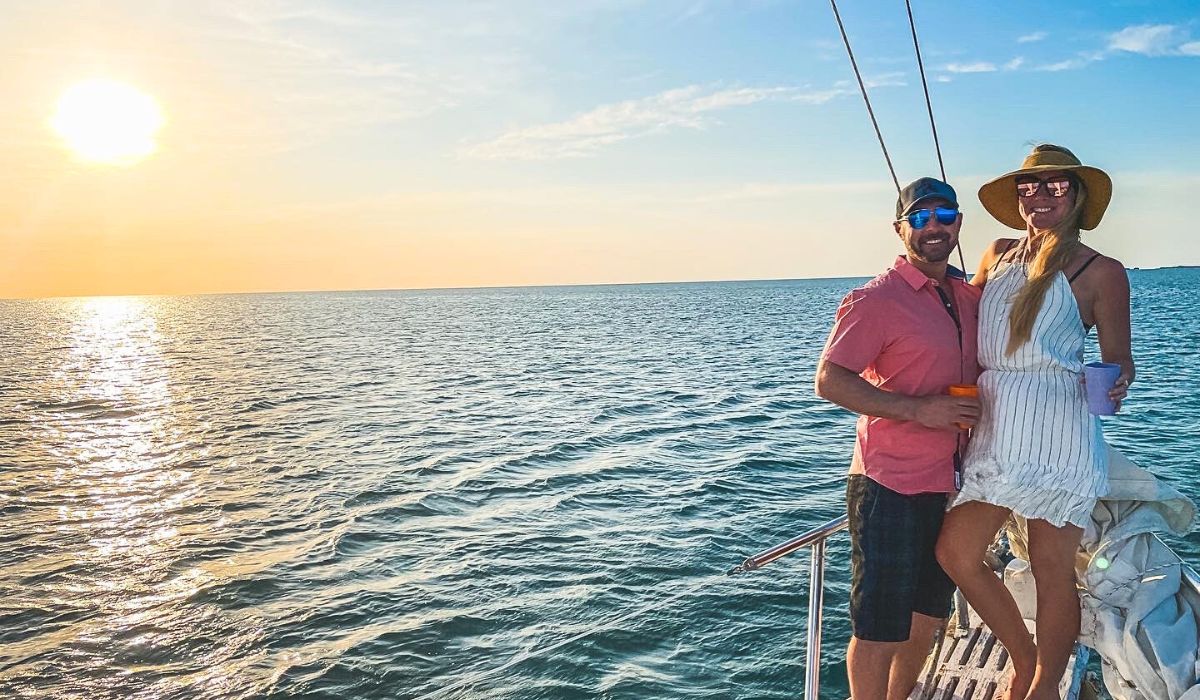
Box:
[821,255,981,495]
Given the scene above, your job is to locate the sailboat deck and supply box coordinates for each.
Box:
[910,616,1090,700]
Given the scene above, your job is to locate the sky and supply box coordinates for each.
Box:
[2,0,1198,299]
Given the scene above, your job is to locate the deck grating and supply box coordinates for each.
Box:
[909,620,1088,700]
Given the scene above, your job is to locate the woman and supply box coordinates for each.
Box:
[935,144,1134,700]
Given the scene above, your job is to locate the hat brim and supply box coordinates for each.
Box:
[978,164,1112,231]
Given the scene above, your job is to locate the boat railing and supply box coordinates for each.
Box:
[730,514,850,700]
[1187,563,1200,594]
[731,520,1200,700]
[1173,537,1200,596]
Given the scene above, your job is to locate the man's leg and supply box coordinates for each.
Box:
[888,489,955,699]
[847,637,901,700]
[887,613,943,699]
[846,613,942,700]
[845,475,926,699]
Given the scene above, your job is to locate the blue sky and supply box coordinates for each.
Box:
[2,1,1199,297]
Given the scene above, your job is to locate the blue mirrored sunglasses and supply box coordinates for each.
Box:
[898,206,959,229]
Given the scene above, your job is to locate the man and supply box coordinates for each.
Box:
[815,177,982,700]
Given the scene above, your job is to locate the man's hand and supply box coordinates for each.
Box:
[911,395,980,431]
[816,359,980,431]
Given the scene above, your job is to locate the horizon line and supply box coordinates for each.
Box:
[3,264,1192,302]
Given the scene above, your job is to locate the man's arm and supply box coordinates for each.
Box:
[814,359,980,431]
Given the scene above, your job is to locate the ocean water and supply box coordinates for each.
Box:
[2,269,1197,700]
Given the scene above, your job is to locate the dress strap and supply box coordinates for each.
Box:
[989,239,1021,272]
[1068,253,1102,283]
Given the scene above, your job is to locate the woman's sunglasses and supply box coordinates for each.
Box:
[898,206,959,229]
[1015,176,1072,198]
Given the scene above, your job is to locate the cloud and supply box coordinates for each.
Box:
[1036,51,1107,72]
[944,62,997,73]
[1017,31,1047,44]
[188,1,664,152]
[1029,24,1199,75]
[183,1,544,154]
[860,72,908,89]
[1038,58,1089,72]
[934,57,1020,80]
[1041,58,1089,71]
[462,83,870,160]
[1108,24,1185,56]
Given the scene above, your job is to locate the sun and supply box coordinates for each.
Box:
[51,79,165,166]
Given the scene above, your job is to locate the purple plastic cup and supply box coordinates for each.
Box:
[1084,362,1122,415]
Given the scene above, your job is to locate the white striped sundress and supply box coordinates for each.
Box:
[949,261,1107,528]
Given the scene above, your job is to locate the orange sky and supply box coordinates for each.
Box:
[4,2,1199,299]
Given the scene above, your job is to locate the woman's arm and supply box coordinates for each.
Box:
[1089,256,1135,407]
[972,238,1018,288]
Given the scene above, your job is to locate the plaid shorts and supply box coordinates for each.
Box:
[846,475,956,642]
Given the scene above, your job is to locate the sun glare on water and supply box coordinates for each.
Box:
[51,79,165,166]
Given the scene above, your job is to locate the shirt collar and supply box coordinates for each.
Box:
[893,255,967,290]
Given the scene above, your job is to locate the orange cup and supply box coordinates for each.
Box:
[947,384,979,430]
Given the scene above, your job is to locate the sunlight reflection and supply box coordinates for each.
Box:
[50,297,189,563]
[66,297,169,402]
[10,296,232,696]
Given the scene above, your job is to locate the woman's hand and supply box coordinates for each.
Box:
[1087,255,1135,413]
[1080,369,1132,412]
[1109,374,1131,411]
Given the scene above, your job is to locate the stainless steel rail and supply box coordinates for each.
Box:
[731,514,849,700]
[1183,560,1200,596]
[733,514,849,573]
[1149,532,1200,596]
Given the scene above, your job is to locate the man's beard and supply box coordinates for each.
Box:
[908,239,954,263]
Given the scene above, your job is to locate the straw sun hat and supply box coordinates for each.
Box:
[978,145,1112,231]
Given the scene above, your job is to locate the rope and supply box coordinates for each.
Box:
[408,572,726,700]
[829,0,901,195]
[905,0,945,183]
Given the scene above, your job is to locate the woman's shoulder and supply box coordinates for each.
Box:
[989,237,1021,256]
[982,237,1020,266]
[1070,246,1127,285]
[971,237,1022,287]
[979,237,1021,267]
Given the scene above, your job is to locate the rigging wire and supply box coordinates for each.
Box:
[903,0,966,273]
[829,0,901,195]
[831,0,967,273]
[905,0,945,183]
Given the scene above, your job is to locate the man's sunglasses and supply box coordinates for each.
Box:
[1015,176,1072,198]
[898,206,959,229]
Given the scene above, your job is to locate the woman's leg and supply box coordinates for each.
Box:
[1024,518,1085,700]
[936,502,1037,700]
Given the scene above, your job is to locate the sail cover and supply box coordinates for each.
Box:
[1003,447,1200,700]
